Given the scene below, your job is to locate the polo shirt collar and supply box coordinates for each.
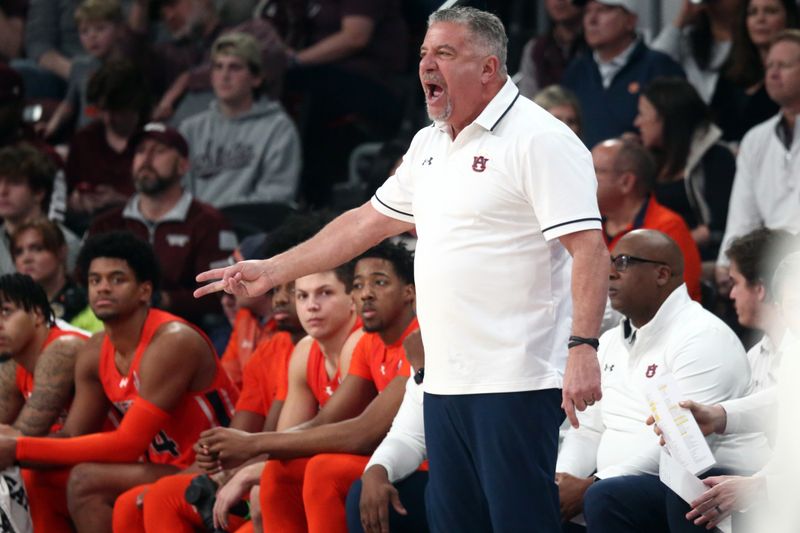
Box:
[434,76,521,134]
[122,190,193,224]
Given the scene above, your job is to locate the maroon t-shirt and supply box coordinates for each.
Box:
[307,0,407,81]
[64,121,135,196]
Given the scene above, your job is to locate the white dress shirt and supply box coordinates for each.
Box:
[718,114,800,266]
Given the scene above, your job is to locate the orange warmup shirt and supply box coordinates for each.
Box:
[261,318,420,533]
[235,330,297,417]
[221,309,276,388]
[604,195,703,301]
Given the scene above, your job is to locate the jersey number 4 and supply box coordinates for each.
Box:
[151,430,179,457]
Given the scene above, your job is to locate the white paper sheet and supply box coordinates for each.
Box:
[644,372,716,475]
[659,450,732,533]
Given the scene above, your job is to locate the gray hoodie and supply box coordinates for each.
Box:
[179,98,301,209]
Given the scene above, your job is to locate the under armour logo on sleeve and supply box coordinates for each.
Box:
[422,157,433,166]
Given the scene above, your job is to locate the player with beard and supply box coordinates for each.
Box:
[196,241,418,533]
[88,122,236,325]
[0,273,88,532]
[0,232,238,533]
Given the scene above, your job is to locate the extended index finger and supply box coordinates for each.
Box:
[193,279,228,298]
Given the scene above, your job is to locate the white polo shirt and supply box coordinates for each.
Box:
[371,77,601,395]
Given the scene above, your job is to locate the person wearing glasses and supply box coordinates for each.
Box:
[594,137,703,301]
[557,229,771,533]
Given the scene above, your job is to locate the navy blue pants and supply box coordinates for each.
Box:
[584,470,729,533]
[345,471,430,533]
[424,389,563,533]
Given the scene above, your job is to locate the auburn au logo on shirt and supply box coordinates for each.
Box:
[472,155,489,172]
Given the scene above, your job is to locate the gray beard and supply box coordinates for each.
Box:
[426,98,453,123]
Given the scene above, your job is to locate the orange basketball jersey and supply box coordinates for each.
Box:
[348,317,418,392]
[306,340,342,408]
[15,325,88,433]
[99,309,238,468]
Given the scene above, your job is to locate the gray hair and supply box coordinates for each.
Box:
[428,7,508,75]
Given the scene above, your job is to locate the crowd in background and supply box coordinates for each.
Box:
[0,0,799,531]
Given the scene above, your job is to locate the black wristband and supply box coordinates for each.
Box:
[568,336,599,350]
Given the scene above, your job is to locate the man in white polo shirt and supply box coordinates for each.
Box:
[572,230,769,533]
[195,6,609,532]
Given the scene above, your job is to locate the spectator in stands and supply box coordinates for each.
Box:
[0,65,63,167]
[562,0,685,148]
[594,138,702,301]
[11,218,101,331]
[16,0,135,99]
[0,143,81,275]
[0,64,67,222]
[0,0,27,62]
[715,0,799,140]
[653,0,739,105]
[180,32,300,209]
[65,60,151,227]
[285,0,409,207]
[567,230,770,532]
[716,30,800,290]
[517,0,586,98]
[88,122,237,324]
[147,0,286,124]
[635,77,736,260]
[43,0,127,138]
[534,84,583,137]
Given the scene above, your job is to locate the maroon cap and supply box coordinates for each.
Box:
[131,122,189,158]
[0,64,23,102]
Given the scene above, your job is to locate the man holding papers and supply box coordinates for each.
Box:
[556,230,770,532]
